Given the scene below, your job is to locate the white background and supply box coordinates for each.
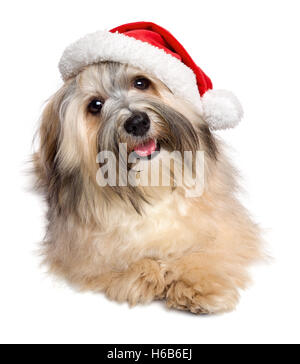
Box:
[0,0,299,344]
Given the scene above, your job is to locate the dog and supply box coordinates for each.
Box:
[33,23,263,314]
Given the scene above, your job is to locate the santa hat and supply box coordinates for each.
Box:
[59,22,243,130]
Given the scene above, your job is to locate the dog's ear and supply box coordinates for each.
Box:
[197,123,219,161]
[33,84,69,191]
[33,81,84,217]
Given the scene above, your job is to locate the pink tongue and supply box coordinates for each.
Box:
[134,139,156,157]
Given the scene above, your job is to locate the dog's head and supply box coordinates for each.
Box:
[34,62,218,215]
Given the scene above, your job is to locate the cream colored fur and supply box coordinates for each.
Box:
[34,63,263,314]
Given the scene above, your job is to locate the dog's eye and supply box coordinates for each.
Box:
[134,77,150,90]
[87,99,104,115]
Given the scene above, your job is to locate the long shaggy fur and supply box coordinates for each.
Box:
[33,62,263,314]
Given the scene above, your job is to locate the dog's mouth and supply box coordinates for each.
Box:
[132,139,160,160]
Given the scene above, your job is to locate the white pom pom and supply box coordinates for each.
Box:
[201,89,244,130]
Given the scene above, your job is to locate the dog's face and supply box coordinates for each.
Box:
[35,62,217,215]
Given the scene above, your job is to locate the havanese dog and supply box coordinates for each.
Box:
[33,22,263,314]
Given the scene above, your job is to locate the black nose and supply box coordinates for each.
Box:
[124,112,150,137]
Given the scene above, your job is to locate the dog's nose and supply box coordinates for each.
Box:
[124,112,150,137]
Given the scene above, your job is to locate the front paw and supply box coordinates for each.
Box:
[166,280,240,314]
[105,259,166,306]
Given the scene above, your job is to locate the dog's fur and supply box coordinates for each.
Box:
[33,62,262,314]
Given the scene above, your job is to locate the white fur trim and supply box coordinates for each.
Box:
[59,30,202,108]
[201,89,243,130]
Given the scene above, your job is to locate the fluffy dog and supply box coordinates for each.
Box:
[33,23,263,314]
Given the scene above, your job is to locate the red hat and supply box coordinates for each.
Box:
[111,22,213,97]
[59,22,243,130]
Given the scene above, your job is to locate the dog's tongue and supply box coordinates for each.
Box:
[134,139,156,157]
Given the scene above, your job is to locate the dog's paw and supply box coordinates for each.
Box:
[166,280,239,314]
[105,259,166,306]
